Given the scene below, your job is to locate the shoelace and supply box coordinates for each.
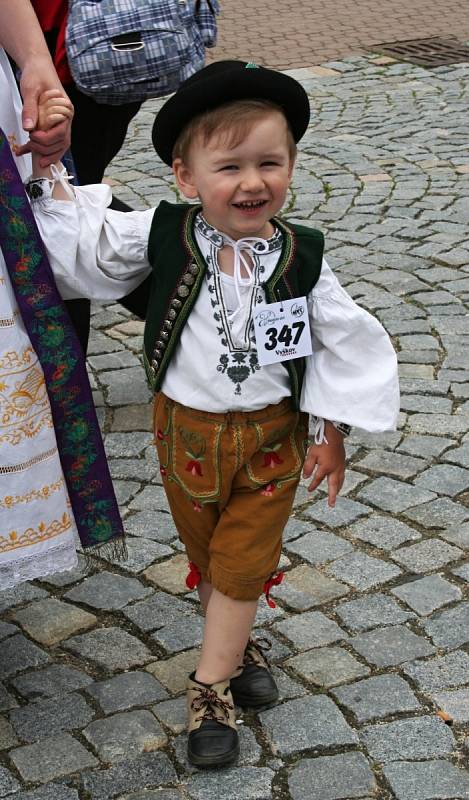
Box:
[191,686,233,724]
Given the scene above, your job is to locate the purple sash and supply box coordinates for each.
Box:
[0,127,125,556]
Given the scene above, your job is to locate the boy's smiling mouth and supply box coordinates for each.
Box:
[232,200,267,209]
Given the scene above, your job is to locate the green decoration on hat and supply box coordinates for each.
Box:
[245,62,259,69]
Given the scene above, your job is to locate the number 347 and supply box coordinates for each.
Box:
[264,322,305,350]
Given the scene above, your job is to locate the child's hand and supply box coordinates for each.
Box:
[303,421,345,508]
[37,89,73,132]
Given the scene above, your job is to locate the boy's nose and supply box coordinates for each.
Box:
[239,169,264,191]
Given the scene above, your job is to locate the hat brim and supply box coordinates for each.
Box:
[152,63,310,166]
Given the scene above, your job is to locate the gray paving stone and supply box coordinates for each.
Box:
[0,685,17,712]
[102,538,173,573]
[9,692,95,743]
[10,733,98,783]
[260,695,357,756]
[119,792,182,800]
[274,610,347,650]
[440,521,469,549]
[391,575,462,615]
[151,612,204,653]
[284,530,353,563]
[151,696,186,734]
[452,563,469,581]
[286,645,369,687]
[10,664,93,701]
[361,716,455,762]
[0,766,20,797]
[0,622,17,640]
[12,784,79,800]
[301,497,371,527]
[326,551,401,589]
[391,539,463,572]
[122,591,195,633]
[408,412,469,436]
[124,511,178,543]
[272,666,308,701]
[282,517,315,542]
[129,485,170,512]
[397,435,455,459]
[63,628,153,670]
[275,565,349,608]
[64,572,151,610]
[350,624,435,667]
[404,650,469,692]
[187,767,274,800]
[11,598,97,646]
[289,752,376,800]
[423,602,469,648]
[0,717,18,750]
[81,752,177,800]
[442,441,469,468]
[348,515,421,550]
[358,477,436,513]
[86,671,168,713]
[83,710,167,763]
[0,584,48,613]
[336,593,413,632]
[383,760,469,800]
[0,635,49,679]
[42,556,90,588]
[432,689,469,723]
[332,674,421,723]
[355,450,427,479]
[100,367,151,406]
[104,432,153,458]
[403,497,469,528]
[414,463,469,496]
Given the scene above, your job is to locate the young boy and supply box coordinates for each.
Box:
[32,61,399,769]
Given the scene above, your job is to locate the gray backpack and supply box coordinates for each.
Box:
[66,0,219,105]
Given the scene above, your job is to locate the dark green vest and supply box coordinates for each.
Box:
[144,201,324,410]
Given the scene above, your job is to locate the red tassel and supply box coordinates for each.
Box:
[263,571,284,608]
[186,561,202,590]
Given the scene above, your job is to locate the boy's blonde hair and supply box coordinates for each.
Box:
[172,99,297,164]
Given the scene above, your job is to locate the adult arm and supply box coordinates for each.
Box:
[0,0,72,162]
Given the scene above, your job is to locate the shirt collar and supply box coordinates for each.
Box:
[195,212,283,254]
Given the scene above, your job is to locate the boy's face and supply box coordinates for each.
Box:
[173,111,294,241]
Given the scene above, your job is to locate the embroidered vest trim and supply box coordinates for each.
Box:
[144,201,324,409]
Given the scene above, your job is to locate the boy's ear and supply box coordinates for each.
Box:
[173,158,199,199]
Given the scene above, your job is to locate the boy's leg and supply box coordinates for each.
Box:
[196,589,258,685]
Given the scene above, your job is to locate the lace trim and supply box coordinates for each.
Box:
[0,538,77,590]
[195,212,283,253]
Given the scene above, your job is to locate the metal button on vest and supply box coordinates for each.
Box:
[151,359,159,370]
[189,262,199,275]
[177,284,190,298]
[182,272,195,286]
[156,340,165,350]
[163,320,173,331]
[171,298,182,310]
[160,331,169,341]
[168,308,177,320]
[153,348,162,358]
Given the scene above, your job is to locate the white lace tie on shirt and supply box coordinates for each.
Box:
[49,163,76,200]
[221,235,270,322]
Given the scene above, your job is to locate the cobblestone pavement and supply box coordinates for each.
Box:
[211,0,469,70]
[1,55,469,800]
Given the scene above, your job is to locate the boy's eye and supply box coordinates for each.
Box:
[261,161,280,167]
[219,165,238,171]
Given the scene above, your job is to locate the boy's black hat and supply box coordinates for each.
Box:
[152,60,310,165]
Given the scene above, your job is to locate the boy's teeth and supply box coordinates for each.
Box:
[237,200,264,208]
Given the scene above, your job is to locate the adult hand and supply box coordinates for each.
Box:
[15,54,73,166]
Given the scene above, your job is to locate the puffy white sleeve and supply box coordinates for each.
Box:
[30,179,153,300]
[301,259,400,432]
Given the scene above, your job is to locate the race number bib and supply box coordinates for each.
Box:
[253,297,312,366]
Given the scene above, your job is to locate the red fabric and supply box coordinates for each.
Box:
[186,561,202,590]
[31,0,72,85]
[263,571,284,609]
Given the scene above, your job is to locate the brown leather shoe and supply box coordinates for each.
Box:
[187,673,239,768]
[230,639,279,710]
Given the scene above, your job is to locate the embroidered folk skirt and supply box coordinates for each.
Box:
[154,393,308,601]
